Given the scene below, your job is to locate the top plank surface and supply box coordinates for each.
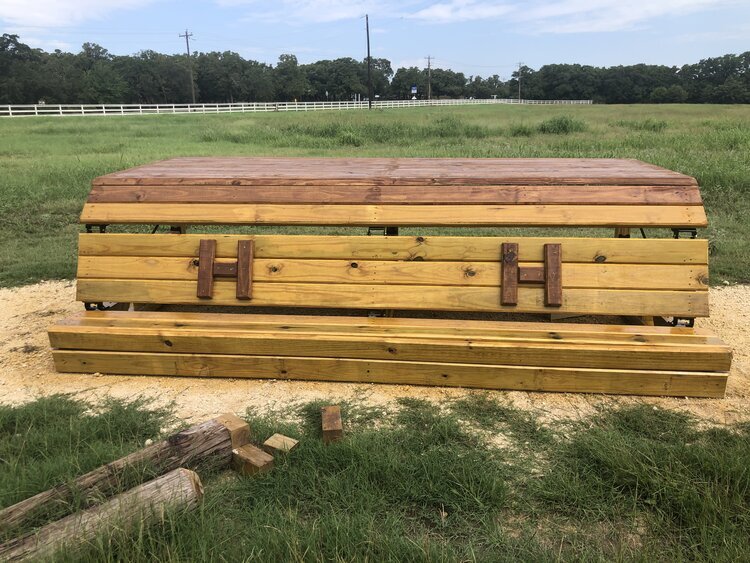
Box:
[93,158,698,187]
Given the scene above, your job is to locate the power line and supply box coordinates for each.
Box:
[179,29,196,104]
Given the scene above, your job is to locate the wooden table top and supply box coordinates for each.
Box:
[93,157,697,187]
[83,157,706,227]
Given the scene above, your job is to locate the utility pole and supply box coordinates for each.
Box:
[428,55,432,100]
[517,61,523,101]
[180,29,196,104]
[365,14,373,109]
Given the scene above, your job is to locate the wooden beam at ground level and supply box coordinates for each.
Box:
[51,351,728,398]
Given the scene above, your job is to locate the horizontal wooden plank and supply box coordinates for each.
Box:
[76,279,710,317]
[79,203,708,227]
[77,235,708,265]
[48,325,731,372]
[57,311,724,346]
[86,184,704,205]
[77,256,709,290]
[51,351,727,398]
[92,158,698,187]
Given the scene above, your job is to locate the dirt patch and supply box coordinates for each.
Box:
[1,281,748,425]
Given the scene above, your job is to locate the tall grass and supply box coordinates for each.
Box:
[1,104,749,285]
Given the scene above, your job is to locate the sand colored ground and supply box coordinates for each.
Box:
[1,280,747,425]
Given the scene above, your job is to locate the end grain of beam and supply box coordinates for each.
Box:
[232,444,274,476]
[321,405,343,444]
[263,433,299,454]
[214,413,251,449]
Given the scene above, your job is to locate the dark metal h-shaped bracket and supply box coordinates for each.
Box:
[197,239,254,300]
[501,242,562,307]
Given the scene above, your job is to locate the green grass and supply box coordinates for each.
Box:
[3,395,750,561]
[1,104,749,286]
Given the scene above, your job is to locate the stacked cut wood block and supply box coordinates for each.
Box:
[48,158,731,397]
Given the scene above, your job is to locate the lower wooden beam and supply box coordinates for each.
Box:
[51,351,728,398]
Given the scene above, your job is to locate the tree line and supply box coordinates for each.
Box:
[1,34,748,105]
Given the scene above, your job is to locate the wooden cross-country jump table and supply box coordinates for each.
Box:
[49,157,731,397]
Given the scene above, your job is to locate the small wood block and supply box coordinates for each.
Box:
[197,239,216,298]
[321,405,343,444]
[236,240,254,300]
[213,413,251,449]
[500,242,518,306]
[232,444,274,476]
[263,433,299,454]
[518,266,544,283]
[212,261,238,277]
[544,243,563,307]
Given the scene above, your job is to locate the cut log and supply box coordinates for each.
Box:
[0,415,247,534]
[231,445,274,476]
[0,468,203,562]
[321,406,343,444]
[262,433,299,454]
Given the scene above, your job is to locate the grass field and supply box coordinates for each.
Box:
[2,395,749,561]
[1,104,748,287]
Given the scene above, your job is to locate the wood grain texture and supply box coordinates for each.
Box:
[86,184,704,205]
[321,406,343,444]
[51,350,728,398]
[79,203,708,227]
[0,419,227,535]
[55,311,725,346]
[75,256,710,290]
[91,158,698,186]
[48,325,732,371]
[77,234,709,264]
[0,469,203,562]
[196,239,216,299]
[544,243,563,307]
[75,279,710,317]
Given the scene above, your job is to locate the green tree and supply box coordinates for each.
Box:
[274,54,308,101]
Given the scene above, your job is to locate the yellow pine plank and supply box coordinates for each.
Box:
[77,234,708,265]
[79,203,708,228]
[47,326,732,372]
[51,351,728,398]
[76,256,709,290]
[76,279,710,317]
[56,311,724,346]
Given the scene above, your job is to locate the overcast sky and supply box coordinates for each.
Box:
[2,0,748,76]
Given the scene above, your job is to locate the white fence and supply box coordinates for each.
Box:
[1,98,592,117]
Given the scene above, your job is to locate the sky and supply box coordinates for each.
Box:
[1,0,748,77]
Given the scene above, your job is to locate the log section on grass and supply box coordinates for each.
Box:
[0,468,203,562]
[0,414,248,534]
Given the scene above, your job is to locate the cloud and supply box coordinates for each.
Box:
[0,0,156,27]
[409,1,513,23]
[405,0,736,32]
[217,0,385,23]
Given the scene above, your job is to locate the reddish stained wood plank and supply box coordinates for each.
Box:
[196,239,216,299]
[236,240,253,300]
[501,243,519,306]
[86,184,704,205]
[544,243,563,307]
[92,158,698,187]
[321,406,343,444]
